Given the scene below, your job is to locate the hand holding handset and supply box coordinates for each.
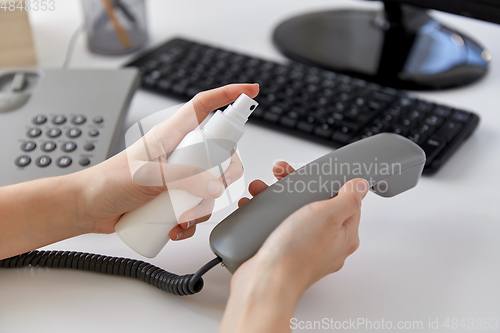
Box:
[210,133,426,273]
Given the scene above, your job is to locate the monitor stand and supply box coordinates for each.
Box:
[273,2,491,90]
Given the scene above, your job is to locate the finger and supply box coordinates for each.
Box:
[170,224,197,241]
[248,179,269,197]
[190,84,259,125]
[238,197,250,207]
[131,159,225,199]
[342,212,361,256]
[165,165,225,199]
[310,178,369,224]
[177,198,215,228]
[220,151,244,188]
[151,84,260,153]
[273,161,296,180]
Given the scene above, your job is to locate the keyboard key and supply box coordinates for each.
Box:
[314,125,332,138]
[434,121,463,143]
[332,131,353,144]
[93,116,104,124]
[297,121,314,133]
[424,115,444,127]
[452,110,471,123]
[433,106,452,118]
[421,137,446,165]
[280,117,297,127]
[263,112,280,122]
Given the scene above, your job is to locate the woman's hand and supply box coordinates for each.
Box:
[220,162,369,333]
[74,83,259,240]
[0,84,258,260]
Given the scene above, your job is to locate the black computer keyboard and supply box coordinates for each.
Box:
[126,38,480,174]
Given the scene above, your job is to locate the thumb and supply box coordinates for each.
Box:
[330,178,370,220]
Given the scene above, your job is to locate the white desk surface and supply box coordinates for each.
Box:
[1,1,500,332]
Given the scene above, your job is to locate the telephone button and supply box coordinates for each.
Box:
[21,141,37,152]
[32,115,47,125]
[52,115,67,125]
[27,128,42,138]
[67,128,81,138]
[88,129,99,137]
[72,115,86,125]
[62,142,77,152]
[47,128,62,138]
[36,156,51,167]
[84,143,95,151]
[42,141,57,152]
[15,155,31,167]
[79,158,91,166]
[56,156,72,168]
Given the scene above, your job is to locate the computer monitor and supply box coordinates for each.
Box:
[273,0,499,90]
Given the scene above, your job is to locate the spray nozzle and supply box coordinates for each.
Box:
[224,93,258,125]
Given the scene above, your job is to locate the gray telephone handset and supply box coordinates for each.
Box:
[210,133,426,273]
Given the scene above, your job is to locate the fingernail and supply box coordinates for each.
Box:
[357,179,370,197]
[225,178,232,187]
[208,180,224,197]
[253,83,260,86]
[185,219,195,229]
[175,232,183,240]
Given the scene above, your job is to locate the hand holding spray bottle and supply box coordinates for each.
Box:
[115,94,258,258]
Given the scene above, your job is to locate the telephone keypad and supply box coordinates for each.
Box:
[17,113,104,169]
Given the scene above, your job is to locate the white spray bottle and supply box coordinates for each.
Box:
[115,93,258,258]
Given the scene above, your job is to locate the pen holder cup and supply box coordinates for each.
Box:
[82,0,148,55]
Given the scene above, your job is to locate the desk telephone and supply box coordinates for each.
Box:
[1,88,425,296]
[0,68,139,187]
